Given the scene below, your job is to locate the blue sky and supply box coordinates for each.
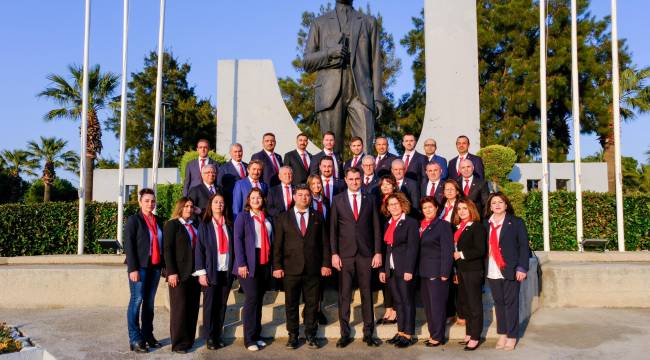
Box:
[0,0,648,183]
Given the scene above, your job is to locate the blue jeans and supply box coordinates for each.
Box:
[127,267,161,344]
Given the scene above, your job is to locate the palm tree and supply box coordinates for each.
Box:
[38,64,118,202]
[26,137,78,202]
[0,149,37,178]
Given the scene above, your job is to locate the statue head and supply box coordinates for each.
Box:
[336,0,353,5]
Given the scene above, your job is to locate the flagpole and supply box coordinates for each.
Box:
[540,0,551,252]
[571,0,584,251]
[151,0,166,198]
[611,0,625,251]
[77,0,91,255]
[117,0,130,248]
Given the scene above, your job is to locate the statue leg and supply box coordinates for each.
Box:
[317,100,346,155]
[347,97,375,155]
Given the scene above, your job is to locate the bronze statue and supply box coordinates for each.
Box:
[303,0,383,155]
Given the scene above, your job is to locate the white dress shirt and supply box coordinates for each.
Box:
[193,217,230,276]
[297,149,310,168]
[231,159,246,177]
[281,183,293,210]
[321,176,335,204]
[363,174,375,185]
[250,211,273,248]
[248,176,260,188]
[347,190,362,214]
[325,150,339,177]
[294,207,310,230]
[178,218,197,247]
[402,150,415,165]
[426,180,440,196]
[456,153,468,173]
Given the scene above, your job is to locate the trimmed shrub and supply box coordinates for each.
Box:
[156,183,183,220]
[477,145,517,188]
[179,151,226,183]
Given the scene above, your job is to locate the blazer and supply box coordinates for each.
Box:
[232,178,269,218]
[233,211,273,278]
[483,214,530,280]
[381,216,420,276]
[321,177,347,206]
[272,209,331,276]
[251,150,284,187]
[183,157,218,196]
[163,219,197,281]
[266,184,293,218]
[343,153,365,172]
[330,191,382,258]
[455,222,487,272]
[361,175,379,196]
[309,150,343,179]
[188,183,222,216]
[420,179,445,206]
[418,218,454,278]
[311,196,332,224]
[458,177,490,217]
[375,152,397,178]
[398,178,421,215]
[196,219,235,285]
[218,161,248,199]
[448,153,485,181]
[124,212,165,272]
[403,151,427,184]
[283,149,312,186]
[426,154,449,180]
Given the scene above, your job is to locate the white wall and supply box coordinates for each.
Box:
[510,162,608,192]
[92,168,180,202]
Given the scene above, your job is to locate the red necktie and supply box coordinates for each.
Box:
[238,162,246,178]
[430,182,437,197]
[457,156,464,176]
[253,213,270,265]
[184,223,197,249]
[301,152,309,171]
[299,212,307,236]
[352,193,359,221]
[464,179,470,196]
[214,217,228,254]
[384,216,399,246]
[143,212,160,265]
[284,185,292,210]
[365,176,370,185]
[375,155,381,167]
[270,153,279,173]
[489,222,506,269]
[253,181,259,189]
[352,156,359,168]
[404,154,411,170]
[324,179,330,200]
[200,158,205,173]
[315,199,323,216]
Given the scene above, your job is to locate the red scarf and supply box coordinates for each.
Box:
[213,216,228,254]
[420,219,433,237]
[184,222,197,249]
[454,220,469,245]
[384,215,401,246]
[489,220,506,269]
[253,212,270,265]
[314,197,324,216]
[442,202,454,222]
[142,211,160,265]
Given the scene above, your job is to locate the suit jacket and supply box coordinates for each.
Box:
[163,219,197,281]
[361,175,379,196]
[381,216,419,276]
[483,214,530,280]
[418,218,454,278]
[267,184,293,218]
[183,157,218,196]
[426,154,449,180]
[218,161,248,206]
[272,209,331,276]
[448,153,485,181]
[375,152,397,178]
[321,177,347,206]
[458,177,490,217]
[455,222,487,272]
[330,191,382,258]
[343,154,365,172]
[303,5,382,113]
[233,211,273,278]
[251,150,283,187]
[188,183,221,216]
[309,150,343,179]
[283,149,312,185]
[124,212,165,272]
[232,178,269,218]
[398,178,421,216]
[403,151,427,184]
[420,180,445,206]
[196,219,235,285]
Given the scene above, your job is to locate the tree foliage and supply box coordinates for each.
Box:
[24,178,77,204]
[26,137,78,202]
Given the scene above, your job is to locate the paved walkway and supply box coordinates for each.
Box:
[1,307,649,359]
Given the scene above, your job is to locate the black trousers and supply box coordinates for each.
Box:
[488,278,520,338]
[168,277,201,351]
[239,263,269,347]
[338,255,374,337]
[421,277,450,341]
[284,273,321,337]
[203,272,233,342]
[458,270,484,341]
[389,271,416,335]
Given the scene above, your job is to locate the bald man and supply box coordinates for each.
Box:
[457,159,489,217]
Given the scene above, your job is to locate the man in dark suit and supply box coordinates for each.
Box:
[183,139,218,196]
[303,0,383,155]
[458,159,489,217]
[360,155,378,195]
[310,131,342,179]
[232,160,268,218]
[391,159,420,216]
[272,185,332,349]
[448,135,485,181]
[266,166,294,218]
[330,167,382,348]
[343,136,365,172]
[188,164,221,217]
[420,161,445,206]
[319,156,346,206]
[374,136,397,178]
[401,134,427,185]
[283,133,312,186]
[251,133,283,187]
[423,138,448,180]
[217,143,247,212]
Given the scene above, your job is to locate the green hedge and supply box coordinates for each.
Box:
[0,192,648,256]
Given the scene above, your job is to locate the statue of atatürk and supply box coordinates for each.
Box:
[303,0,383,155]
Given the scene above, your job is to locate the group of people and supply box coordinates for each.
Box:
[123,132,531,354]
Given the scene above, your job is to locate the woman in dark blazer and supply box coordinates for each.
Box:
[379,192,420,348]
[375,174,399,325]
[453,199,487,351]
[233,188,273,352]
[196,192,235,351]
[484,192,530,351]
[163,197,201,354]
[418,196,454,347]
[124,188,164,353]
[441,179,464,325]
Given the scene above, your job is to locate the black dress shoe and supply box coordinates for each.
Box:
[286,334,299,349]
[363,336,381,347]
[145,337,162,348]
[383,319,397,325]
[317,311,328,325]
[424,339,442,347]
[206,339,224,350]
[395,336,416,348]
[130,342,148,353]
[173,348,187,354]
[376,318,385,325]
[387,333,400,344]
[306,336,321,349]
[464,342,480,351]
[336,336,353,348]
